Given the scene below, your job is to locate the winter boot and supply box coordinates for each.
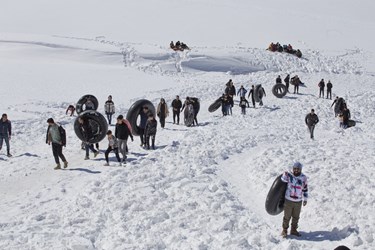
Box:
[7,151,12,157]
[104,162,110,166]
[281,229,287,238]
[63,161,68,168]
[84,156,89,160]
[54,163,61,170]
[290,228,301,237]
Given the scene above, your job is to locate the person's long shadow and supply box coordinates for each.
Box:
[283,96,298,100]
[296,227,358,242]
[65,168,101,174]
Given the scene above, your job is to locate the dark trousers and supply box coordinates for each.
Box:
[283,199,302,230]
[106,113,113,125]
[173,110,180,124]
[327,89,332,99]
[307,125,315,139]
[0,134,10,154]
[159,116,166,128]
[319,88,324,98]
[294,85,299,93]
[139,128,145,145]
[286,82,290,92]
[145,134,156,149]
[241,107,246,115]
[105,147,121,163]
[85,144,97,157]
[52,143,66,164]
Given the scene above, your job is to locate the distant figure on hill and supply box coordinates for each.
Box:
[326,80,333,99]
[104,95,115,125]
[0,113,12,157]
[305,109,319,139]
[281,162,308,238]
[66,105,75,116]
[291,75,301,94]
[276,75,282,84]
[318,79,325,98]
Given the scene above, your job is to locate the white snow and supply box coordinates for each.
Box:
[0,0,375,249]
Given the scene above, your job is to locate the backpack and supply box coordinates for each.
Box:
[58,125,67,146]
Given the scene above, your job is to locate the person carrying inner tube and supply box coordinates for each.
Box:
[78,116,99,160]
[281,162,308,238]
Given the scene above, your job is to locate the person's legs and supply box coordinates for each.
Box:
[151,135,156,149]
[52,143,60,164]
[117,139,127,160]
[105,147,112,163]
[176,111,180,125]
[283,200,293,230]
[139,128,145,145]
[114,148,121,162]
[173,111,176,124]
[291,201,302,236]
[145,135,150,149]
[0,134,4,151]
[56,143,66,163]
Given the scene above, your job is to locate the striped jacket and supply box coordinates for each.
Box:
[281,171,308,202]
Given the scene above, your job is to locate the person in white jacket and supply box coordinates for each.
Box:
[281,161,308,238]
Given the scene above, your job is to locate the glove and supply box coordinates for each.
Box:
[303,201,307,206]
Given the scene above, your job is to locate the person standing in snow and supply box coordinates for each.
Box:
[305,109,319,139]
[104,130,122,166]
[258,85,266,106]
[0,114,12,157]
[339,104,351,129]
[144,113,157,150]
[115,115,134,162]
[284,74,290,93]
[291,75,301,94]
[220,94,231,116]
[46,118,68,169]
[237,85,248,98]
[318,79,325,98]
[239,97,250,115]
[139,106,151,147]
[77,116,99,160]
[281,162,308,238]
[171,95,182,125]
[225,80,236,115]
[326,81,333,99]
[157,98,169,128]
[104,95,115,125]
[248,85,256,108]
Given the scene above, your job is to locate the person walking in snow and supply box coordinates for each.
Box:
[225,80,236,115]
[258,85,266,106]
[248,85,256,108]
[339,104,351,129]
[145,113,157,150]
[77,116,99,160]
[318,79,325,98]
[291,75,301,94]
[104,130,122,166]
[239,97,250,115]
[171,95,182,125]
[0,114,12,157]
[65,105,75,116]
[139,106,151,147]
[237,85,248,98]
[284,74,290,93]
[326,81,333,99]
[281,162,308,238]
[157,98,169,128]
[220,94,231,116]
[46,118,68,169]
[104,95,115,125]
[115,115,134,162]
[305,109,319,139]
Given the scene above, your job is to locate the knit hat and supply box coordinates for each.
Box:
[292,161,303,169]
[117,115,123,120]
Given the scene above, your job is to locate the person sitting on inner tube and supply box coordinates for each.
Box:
[280,162,308,238]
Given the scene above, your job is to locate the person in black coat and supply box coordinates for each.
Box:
[171,95,182,125]
[340,105,351,129]
[0,114,12,157]
[305,109,319,139]
[326,81,333,99]
[276,75,282,84]
[318,79,325,98]
[78,116,99,160]
[225,80,236,115]
[248,85,256,108]
[115,115,134,162]
[284,74,290,93]
[145,114,157,149]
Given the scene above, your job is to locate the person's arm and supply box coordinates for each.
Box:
[305,115,309,125]
[315,115,319,124]
[281,172,289,183]
[8,121,12,138]
[302,177,308,206]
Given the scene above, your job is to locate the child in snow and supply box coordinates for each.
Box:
[144,114,157,150]
[239,97,250,115]
[104,130,122,166]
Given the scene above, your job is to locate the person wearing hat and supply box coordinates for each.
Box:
[46,118,68,169]
[305,109,319,139]
[281,161,308,238]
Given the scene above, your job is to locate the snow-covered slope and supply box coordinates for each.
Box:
[0,1,374,249]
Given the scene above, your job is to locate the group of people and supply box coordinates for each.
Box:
[276,74,302,94]
[268,42,302,58]
[170,41,190,51]
[318,79,333,99]
[220,79,266,116]
[331,97,351,128]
